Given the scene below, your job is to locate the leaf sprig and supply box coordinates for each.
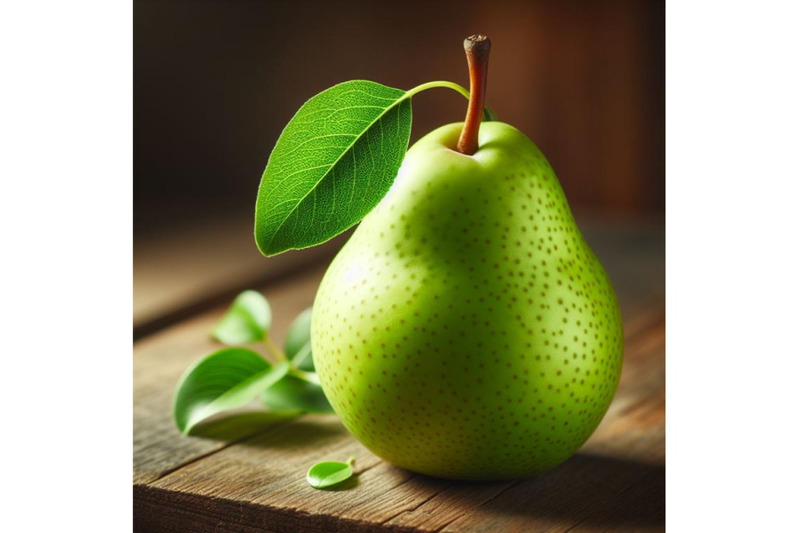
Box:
[254,80,495,256]
[173,291,332,435]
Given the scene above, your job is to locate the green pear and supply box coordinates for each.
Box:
[311,121,624,480]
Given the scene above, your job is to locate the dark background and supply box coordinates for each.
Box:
[134,0,664,239]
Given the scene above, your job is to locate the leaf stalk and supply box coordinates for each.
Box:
[456,35,491,155]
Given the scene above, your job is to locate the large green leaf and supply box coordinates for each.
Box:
[211,290,271,345]
[255,80,412,256]
[173,348,289,434]
[189,411,300,441]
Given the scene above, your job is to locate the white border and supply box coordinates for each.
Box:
[2,0,799,529]
[667,0,800,530]
[0,1,132,530]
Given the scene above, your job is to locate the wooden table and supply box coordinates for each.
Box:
[134,217,665,532]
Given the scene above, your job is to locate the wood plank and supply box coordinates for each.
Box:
[135,310,662,532]
[133,212,347,336]
[134,223,664,531]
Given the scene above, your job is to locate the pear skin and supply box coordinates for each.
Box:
[312,121,623,480]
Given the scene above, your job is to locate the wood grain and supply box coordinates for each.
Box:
[134,225,664,532]
[133,212,347,337]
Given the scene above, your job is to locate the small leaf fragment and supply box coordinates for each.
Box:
[284,307,314,370]
[307,457,355,489]
[211,291,272,345]
[262,374,333,413]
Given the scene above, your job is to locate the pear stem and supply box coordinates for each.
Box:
[456,35,491,155]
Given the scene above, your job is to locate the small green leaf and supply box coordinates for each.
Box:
[211,290,271,345]
[483,106,498,121]
[262,374,333,413]
[173,348,290,434]
[255,80,413,256]
[284,307,314,371]
[307,457,355,489]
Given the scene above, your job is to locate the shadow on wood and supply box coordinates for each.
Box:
[377,451,664,531]
[466,452,664,529]
[235,417,350,450]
